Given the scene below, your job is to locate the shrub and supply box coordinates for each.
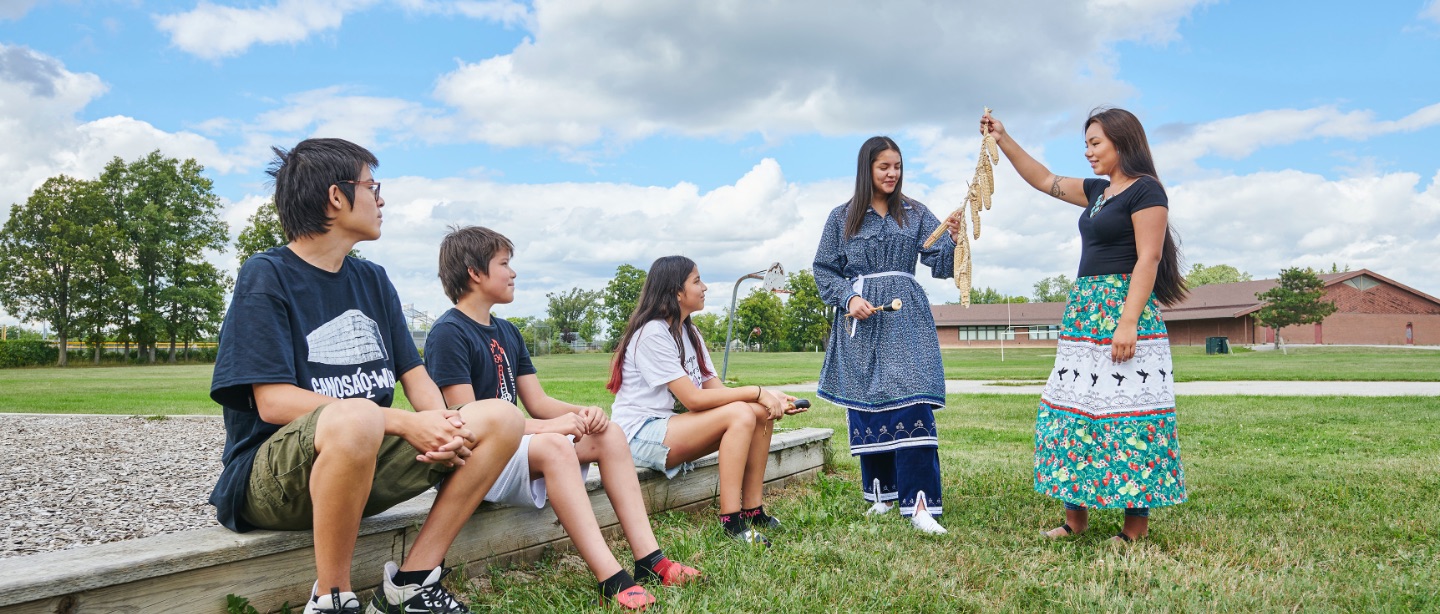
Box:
[0,340,58,368]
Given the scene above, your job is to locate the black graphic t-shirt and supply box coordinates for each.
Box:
[423,309,536,405]
[208,247,422,532]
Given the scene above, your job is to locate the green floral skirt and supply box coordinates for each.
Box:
[1033,274,1187,509]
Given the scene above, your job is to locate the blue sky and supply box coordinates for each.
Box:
[2,0,1439,329]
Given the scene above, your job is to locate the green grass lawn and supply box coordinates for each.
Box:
[460,393,1440,612]
[1,346,1435,414]
[3,351,1437,609]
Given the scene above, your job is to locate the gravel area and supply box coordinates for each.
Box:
[1,414,225,559]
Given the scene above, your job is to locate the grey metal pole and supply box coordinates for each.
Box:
[721,270,763,381]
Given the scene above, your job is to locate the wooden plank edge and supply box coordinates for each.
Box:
[0,429,831,607]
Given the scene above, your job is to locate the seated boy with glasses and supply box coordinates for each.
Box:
[209,138,524,614]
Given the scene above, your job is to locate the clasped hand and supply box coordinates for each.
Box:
[405,409,475,468]
[546,405,610,441]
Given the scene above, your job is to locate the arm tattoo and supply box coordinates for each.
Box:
[1049,176,1067,198]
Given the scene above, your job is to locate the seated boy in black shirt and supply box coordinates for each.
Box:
[208,139,523,614]
[423,226,701,611]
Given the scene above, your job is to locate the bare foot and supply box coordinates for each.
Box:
[1043,522,1086,539]
[1110,516,1148,543]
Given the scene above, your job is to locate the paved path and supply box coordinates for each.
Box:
[777,380,1440,396]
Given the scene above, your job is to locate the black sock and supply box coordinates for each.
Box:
[392,568,433,587]
[634,549,665,582]
[720,511,747,535]
[599,569,637,599]
[741,506,765,521]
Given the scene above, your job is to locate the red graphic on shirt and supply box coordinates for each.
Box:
[489,338,514,403]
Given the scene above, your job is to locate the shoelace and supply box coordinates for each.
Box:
[412,568,468,613]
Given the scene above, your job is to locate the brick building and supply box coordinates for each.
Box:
[931,269,1440,348]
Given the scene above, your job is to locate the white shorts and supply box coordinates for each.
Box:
[482,434,590,508]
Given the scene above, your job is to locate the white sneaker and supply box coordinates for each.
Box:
[865,479,892,515]
[367,562,471,613]
[865,501,894,516]
[910,508,948,535]
[909,491,947,535]
[303,582,361,614]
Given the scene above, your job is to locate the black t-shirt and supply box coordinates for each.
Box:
[423,309,536,405]
[1077,176,1169,277]
[208,247,422,532]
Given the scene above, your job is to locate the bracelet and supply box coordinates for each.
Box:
[754,385,762,402]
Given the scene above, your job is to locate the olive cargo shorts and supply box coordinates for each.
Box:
[241,405,454,530]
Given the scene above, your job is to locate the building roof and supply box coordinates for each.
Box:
[931,302,1065,326]
[930,269,1440,325]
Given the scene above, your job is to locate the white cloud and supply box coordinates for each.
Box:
[0,44,254,228]
[154,0,382,60]
[316,146,1440,330]
[1153,103,1440,177]
[1168,169,1440,291]
[1423,1,1440,24]
[156,0,531,60]
[430,0,1210,149]
[251,86,454,146]
[0,0,38,20]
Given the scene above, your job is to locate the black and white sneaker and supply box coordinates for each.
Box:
[366,562,471,614]
[304,583,362,614]
[748,510,782,531]
[726,525,772,547]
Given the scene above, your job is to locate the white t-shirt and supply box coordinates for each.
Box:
[611,319,716,441]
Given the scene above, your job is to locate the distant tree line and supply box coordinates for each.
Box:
[0,151,230,366]
[514,265,832,354]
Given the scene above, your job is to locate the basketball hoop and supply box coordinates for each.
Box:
[760,262,786,292]
[721,261,787,380]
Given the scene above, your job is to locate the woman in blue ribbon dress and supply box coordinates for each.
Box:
[982,108,1188,543]
[814,136,961,535]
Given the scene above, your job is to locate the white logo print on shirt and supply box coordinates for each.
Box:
[306,309,388,365]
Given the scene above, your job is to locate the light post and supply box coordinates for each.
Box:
[721,262,785,381]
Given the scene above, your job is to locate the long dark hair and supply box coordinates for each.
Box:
[607,255,713,393]
[1085,108,1187,306]
[844,136,907,238]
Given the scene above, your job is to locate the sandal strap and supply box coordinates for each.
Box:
[1059,523,1074,535]
[1114,532,1134,543]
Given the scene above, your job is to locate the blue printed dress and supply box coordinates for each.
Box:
[813,199,956,514]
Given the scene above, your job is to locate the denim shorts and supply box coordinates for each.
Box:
[627,416,693,479]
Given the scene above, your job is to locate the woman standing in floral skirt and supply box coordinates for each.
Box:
[981,108,1188,543]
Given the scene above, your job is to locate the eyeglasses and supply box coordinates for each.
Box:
[337,180,381,199]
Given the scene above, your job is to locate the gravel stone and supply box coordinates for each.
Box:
[0,414,225,559]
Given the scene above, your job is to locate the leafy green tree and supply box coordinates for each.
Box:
[100,151,230,363]
[1186,263,1253,287]
[0,176,109,366]
[952,286,1028,305]
[782,269,829,351]
[736,288,784,351]
[1032,274,1073,303]
[70,199,131,364]
[158,261,230,362]
[235,199,285,266]
[1254,267,1338,348]
[546,287,602,344]
[601,264,646,344]
[691,311,727,351]
[235,199,359,265]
